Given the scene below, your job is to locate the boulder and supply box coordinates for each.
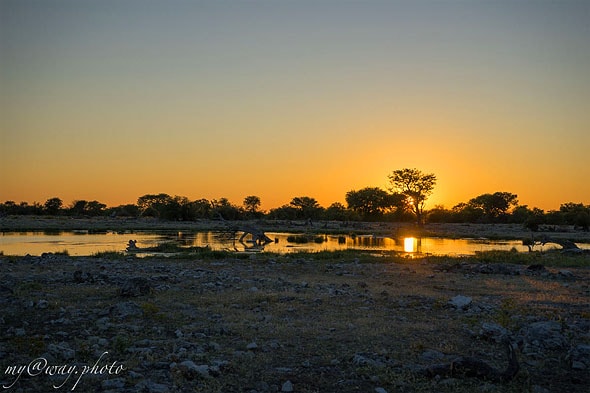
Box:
[448,295,472,310]
[119,277,152,297]
[520,321,568,354]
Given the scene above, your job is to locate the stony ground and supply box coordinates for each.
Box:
[1,251,589,393]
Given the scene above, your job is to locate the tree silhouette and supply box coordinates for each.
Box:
[468,192,518,222]
[137,193,172,217]
[388,168,436,225]
[345,187,401,220]
[290,196,322,220]
[243,195,262,215]
[43,197,63,215]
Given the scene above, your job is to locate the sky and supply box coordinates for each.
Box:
[1,0,589,212]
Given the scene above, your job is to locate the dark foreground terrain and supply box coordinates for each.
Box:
[1,251,589,392]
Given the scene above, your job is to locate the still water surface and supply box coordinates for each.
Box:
[2,231,584,256]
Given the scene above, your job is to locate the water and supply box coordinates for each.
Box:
[2,230,584,256]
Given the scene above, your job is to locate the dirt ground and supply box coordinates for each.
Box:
[1,250,589,392]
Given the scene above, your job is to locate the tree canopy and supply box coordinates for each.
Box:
[388,168,437,224]
[468,192,518,221]
[345,187,402,220]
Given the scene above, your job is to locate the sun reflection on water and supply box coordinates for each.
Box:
[404,237,416,252]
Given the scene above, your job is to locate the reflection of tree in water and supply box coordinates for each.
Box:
[353,235,388,248]
[216,229,237,242]
[173,232,198,247]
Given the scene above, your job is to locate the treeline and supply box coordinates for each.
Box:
[1,191,589,231]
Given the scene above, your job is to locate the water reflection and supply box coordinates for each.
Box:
[404,237,415,252]
[1,231,585,256]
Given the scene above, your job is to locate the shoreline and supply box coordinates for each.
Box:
[2,216,590,243]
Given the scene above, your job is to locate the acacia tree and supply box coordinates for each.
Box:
[69,200,106,216]
[290,196,323,220]
[211,198,242,220]
[468,192,518,222]
[387,168,437,224]
[324,202,354,221]
[243,195,262,216]
[43,197,63,215]
[345,187,401,220]
[137,193,172,217]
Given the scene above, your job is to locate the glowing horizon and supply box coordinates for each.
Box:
[1,1,588,212]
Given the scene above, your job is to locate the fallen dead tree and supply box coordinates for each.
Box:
[524,235,585,253]
[539,236,581,252]
[216,214,274,247]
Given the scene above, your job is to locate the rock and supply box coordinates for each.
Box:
[73,270,93,283]
[527,264,547,272]
[254,381,270,392]
[569,344,590,370]
[101,378,126,389]
[14,328,26,337]
[119,277,152,297]
[558,270,574,278]
[281,380,294,392]
[50,317,72,325]
[47,342,75,360]
[111,301,143,319]
[438,378,458,386]
[246,342,258,351]
[520,321,568,353]
[352,354,376,366]
[531,385,550,393]
[420,349,445,362]
[352,353,393,368]
[475,263,519,275]
[95,316,111,331]
[375,388,388,393]
[178,360,210,378]
[135,380,169,393]
[448,295,472,310]
[571,361,586,370]
[0,285,14,296]
[478,322,510,343]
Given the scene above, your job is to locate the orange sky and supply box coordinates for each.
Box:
[1,1,589,212]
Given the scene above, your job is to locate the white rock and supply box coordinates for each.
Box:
[448,295,472,310]
[281,380,294,392]
[558,270,574,278]
[179,360,210,377]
